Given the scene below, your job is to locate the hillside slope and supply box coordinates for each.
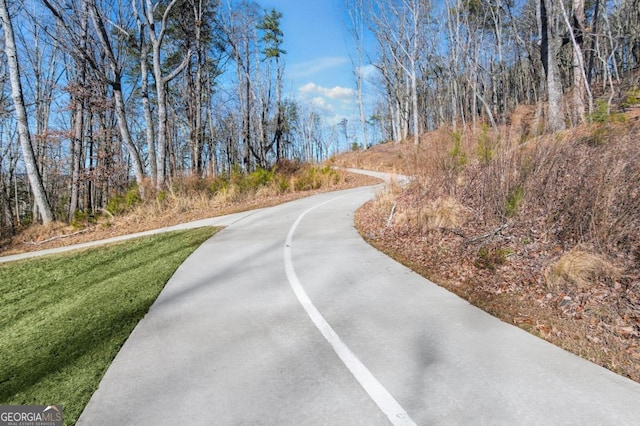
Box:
[338,107,640,382]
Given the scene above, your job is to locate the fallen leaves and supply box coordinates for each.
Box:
[355,191,640,384]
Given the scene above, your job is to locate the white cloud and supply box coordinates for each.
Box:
[357,64,379,80]
[325,86,355,100]
[289,56,350,79]
[299,82,318,95]
[309,97,334,112]
[299,82,355,101]
[327,114,349,126]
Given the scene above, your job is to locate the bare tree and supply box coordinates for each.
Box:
[132,0,158,184]
[41,0,146,190]
[560,0,592,124]
[347,0,368,148]
[539,0,565,131]
[67,8,89,221]
[135,0,191,188]
[0,0,54,223]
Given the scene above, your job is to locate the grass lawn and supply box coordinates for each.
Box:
[0,227,217,425]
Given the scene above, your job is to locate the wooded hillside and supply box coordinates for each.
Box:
[0,0,638,238]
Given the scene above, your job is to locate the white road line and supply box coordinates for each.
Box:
[283,195,417,426]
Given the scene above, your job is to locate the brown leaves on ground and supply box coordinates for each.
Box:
[352,109,640,383]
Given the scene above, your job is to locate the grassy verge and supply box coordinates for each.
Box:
[0,227,217,425]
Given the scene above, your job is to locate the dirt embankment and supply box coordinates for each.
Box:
[346,107,640,382]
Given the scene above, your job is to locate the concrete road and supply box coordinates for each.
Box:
[77,184,640,425]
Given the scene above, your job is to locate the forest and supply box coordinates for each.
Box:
[0,0,638,236]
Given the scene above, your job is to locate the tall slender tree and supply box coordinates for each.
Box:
[347,0,368,148]
[258,8,286,163]
[539,0,565,131]
[136,0,191,188]
[0,0,54,224]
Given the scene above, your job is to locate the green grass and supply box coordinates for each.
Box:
[0,227,217,425]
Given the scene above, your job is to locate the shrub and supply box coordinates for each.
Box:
[245,168,274,190]
[505,186,524,218]
[156,190,168,206]
[449,130,468,170]
[275,159,302,175]
[293,166,340,191]
[476,124,494,164]
[621,87,640,109]
[106,185,142,215]
[474,246,511,271]
[209,177,229,195]
[580,125,610,146]
[276,175,290,193]
[70,210,96,228]
[588,99,626,124]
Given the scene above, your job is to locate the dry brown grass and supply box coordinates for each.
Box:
[330,142,408,174]
[545,246,622,290]
[1,168,380,256]
[350,106,640,382]
[371,184,400,224]
[394,196,468,234]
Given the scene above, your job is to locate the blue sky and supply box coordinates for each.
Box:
[260,0,360,125]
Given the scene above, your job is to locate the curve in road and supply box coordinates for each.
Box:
[73,182,640,425]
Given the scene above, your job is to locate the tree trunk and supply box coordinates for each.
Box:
[349,0,368,148]
[586,0,600,85]
[143,0,188,188]
[560,0,590,124]
[141,55,157,183]
[0,0,54,224]
[152,41,169,188]
[113,87,146,186]
[540,0,565,132]
[69,89,84,221]
[87,0,145,189]
[133,2,157,184]
[68,7,88,222]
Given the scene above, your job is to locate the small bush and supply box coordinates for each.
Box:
[449,130,468,170]
[209,177,229,195]
[474,246,511,271]
[505,186,524,218]
[294,167,321,191]
[245,168,275,190]
[156,190,168,206]
[589,100,626,124]
[213,184,240,205]
[276,175,290,193]
[275,159,302,175]
[70,210,96,228]
[126,186,142,206]
[106,185,142,215]
[621,87,640,109]
[476,124,494,164]
[580,125,610,146]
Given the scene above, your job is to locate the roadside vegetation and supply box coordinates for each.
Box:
[0,227,217,425]
[350,104,640,383]
[0,164,376,256]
